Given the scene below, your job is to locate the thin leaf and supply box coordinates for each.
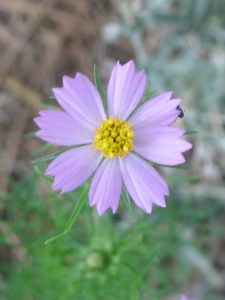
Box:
[165,174,201,183]
[141,89,157,103]
[43,232,68,245]
[94,65,107,109]
[33,165,53,182]
[122,188,135,222]
[64,187,88,232]
[32,147,72,164]
[25,131,37,139]
[184,130,198,135]
[41,102,59,109]
[44,185,88,245]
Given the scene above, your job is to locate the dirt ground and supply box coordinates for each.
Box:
[0,0,133,191]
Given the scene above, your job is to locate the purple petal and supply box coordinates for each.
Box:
[46,145,102,193]
[52,73,106,131]
[89,158,122,215]
[107,60,147,120]
[34,110,94,146]
[129,91,180,128]
[119,153,169,213]
[181,296,193,300]
[133,126,192,166]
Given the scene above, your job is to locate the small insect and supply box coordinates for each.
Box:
[177,105,184,118]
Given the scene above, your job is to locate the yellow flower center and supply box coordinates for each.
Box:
[92,117,134,158]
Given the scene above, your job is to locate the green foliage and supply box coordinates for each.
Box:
[44,184,89,245]
[1,173,224,300]
[33,165,54,182]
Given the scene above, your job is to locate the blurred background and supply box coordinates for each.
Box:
[0,0,225,299]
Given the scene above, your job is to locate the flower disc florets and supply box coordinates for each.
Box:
[93,117,134,158]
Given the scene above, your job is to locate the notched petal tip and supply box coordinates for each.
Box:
[185,140,193,150]
[62,74,74,86]
[120,154,169,214]
[117,59,135,68]
[107,60,147,120]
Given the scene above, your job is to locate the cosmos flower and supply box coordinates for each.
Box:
[34,60,192,215]
[181,295,194,300]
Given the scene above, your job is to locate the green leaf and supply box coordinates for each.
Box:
[152,162,187,169]
[141,90,157,103]
[41,102,59,109]
[184,130,198,135]
[44,185,88,245]
[33,165,53,182]
[165,174,201,183]
[32,147,72,164]
[25,131,37,139]
[94,65,107,109]
[122,188,135,222]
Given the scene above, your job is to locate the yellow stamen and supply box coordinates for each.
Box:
[93,117,134,158]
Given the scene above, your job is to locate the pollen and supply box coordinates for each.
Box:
[93,117,134,158]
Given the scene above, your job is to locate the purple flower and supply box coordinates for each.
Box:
[34,60,192,215]
[181,295,194,300]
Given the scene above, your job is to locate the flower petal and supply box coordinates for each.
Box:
[129,91,180,128]
[181,296,194,300]
[134,126,192,166]
[89,158,122,215]
[119,153,169,213]
[46,145,102,193]
[34,110,94,146]
[52,73,106,130]
[107,60,147,120]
